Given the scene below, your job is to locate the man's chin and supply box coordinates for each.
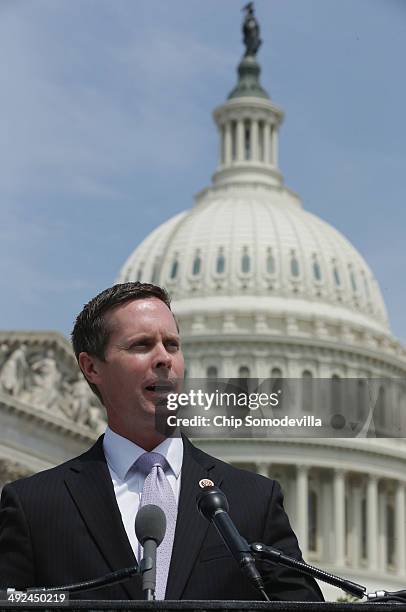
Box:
[150,400,176,437]
[138,395,173,428]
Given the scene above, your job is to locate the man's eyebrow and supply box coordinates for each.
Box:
[116,332,180,346]
[114,334,150,348]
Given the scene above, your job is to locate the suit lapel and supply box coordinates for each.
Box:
[64,437,143,600]
[165,438,223,599]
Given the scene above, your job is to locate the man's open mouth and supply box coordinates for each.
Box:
[144,382,175,393]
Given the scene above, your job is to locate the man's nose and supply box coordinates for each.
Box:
[152,343,172,370]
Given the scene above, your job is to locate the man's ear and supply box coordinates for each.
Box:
[78,352,103,385]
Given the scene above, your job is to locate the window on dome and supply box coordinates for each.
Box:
[290,254,300,277]
[221,125,225,164]
[271,367,283,408]
[244,122,251,160]
[207,366,218,379]
[207,366,218,393]
[238,366,250,402]
[313,260,321,281]
[241,252,251,274]
[192,254,202,276]
[266,252,275,274]
[350,268,357,292]
[333,266,341,287]
[331,374,341,415]
[216,253,225,274]
[136,267,142,282]
[170,260,178,280]
[302,370,313,412]
[357,379,368,423]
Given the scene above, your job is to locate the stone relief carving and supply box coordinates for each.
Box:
[28,349,63,413]
[0,339,106,433]
[0,343,28,396]
[0,458,31,490]
[67,374,106,434]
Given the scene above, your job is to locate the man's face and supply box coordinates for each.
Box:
[83,297,184,435]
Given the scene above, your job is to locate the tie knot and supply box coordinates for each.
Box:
[136,452,168,475]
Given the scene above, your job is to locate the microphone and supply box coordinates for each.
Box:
[135,504,166,601]
[196,485,267,600]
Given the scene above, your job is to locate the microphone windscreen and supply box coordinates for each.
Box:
[196,485,229,520]
[135,504,166,546]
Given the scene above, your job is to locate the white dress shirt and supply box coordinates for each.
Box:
[103,426,183,561]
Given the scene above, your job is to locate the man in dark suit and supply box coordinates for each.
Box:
[0,282,323,601]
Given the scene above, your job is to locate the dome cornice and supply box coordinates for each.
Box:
[193,438,406,481]
[179,334,406,375]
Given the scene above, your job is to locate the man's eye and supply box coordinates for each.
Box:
[129,342,147,349]
[167,342,180,351]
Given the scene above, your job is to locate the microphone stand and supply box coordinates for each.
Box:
[139,551,155,601]
[36,566,141,594]
[1,565,142,597]
[251,542,406,603]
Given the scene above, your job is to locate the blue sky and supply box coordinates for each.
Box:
[0,0,405,342]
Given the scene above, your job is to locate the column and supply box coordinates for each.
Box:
[334,469,346,567]
[221,355,235,379]
[186,357,202,378]
[219,125,224,166]
[367,475,379,571]
[296,465,309,558]
[251,119,259,161]
[263,122,271,164]
[271,124,279,167]
[321,478,334,562]
[255,313,267,334]
[237,119,244,162]
[395,481,406,575]
[378,487,387,572]
[224,122,232,165]
[350,484,362,568]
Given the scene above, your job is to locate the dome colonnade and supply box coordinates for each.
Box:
[199,439,406,585]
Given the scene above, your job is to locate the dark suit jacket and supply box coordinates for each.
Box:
[0,436,323,601]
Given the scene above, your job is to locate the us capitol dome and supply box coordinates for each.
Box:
[117,6,406,600]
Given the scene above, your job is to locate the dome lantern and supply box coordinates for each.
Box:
[212,3,284,189]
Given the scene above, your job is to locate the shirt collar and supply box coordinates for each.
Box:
[103,426,183,480]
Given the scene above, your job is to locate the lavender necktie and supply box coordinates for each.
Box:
[136,452,177,600]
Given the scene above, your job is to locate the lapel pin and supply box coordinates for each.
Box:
[199,478,214,489]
